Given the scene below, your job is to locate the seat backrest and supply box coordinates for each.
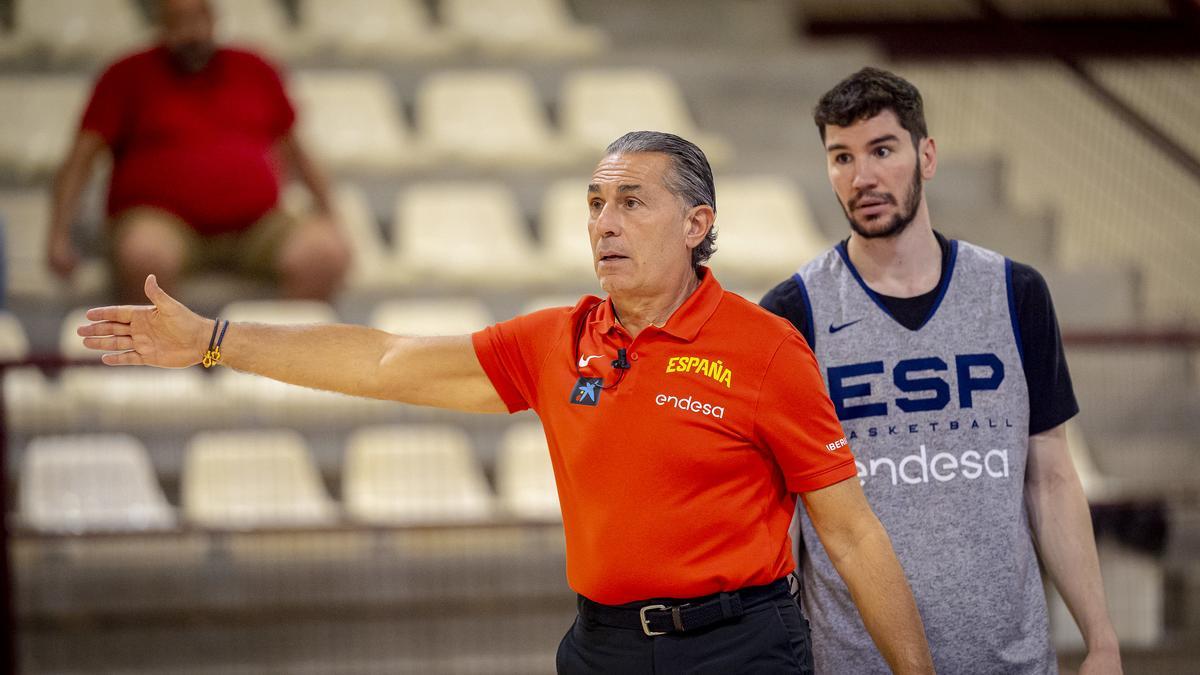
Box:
[210,0,294,55]
[561,69,698,153]
[343,424,494,524]
[538,177,596,277]
[417,70,552,156]
[0,312,31,361]
[183,429,336,528]
[59,308,102,361]
[20,433,175,533]
[370,298,493,336]
[496,422,560,521]
[0,77,90,176]
[708,175,828,277]
[16,0,147,60]
[442,0,577,37]
[221,299,338,325]
[290,71,410,170]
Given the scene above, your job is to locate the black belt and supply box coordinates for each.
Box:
[577,579,789,637]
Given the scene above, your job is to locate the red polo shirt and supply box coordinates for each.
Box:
[80,46,295,236]
[472,269,856,605]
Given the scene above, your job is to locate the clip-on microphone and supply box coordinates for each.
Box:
[611,348,631,370]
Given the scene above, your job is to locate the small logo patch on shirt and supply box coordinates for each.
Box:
[569,377,603,406]
[828,319,863,334]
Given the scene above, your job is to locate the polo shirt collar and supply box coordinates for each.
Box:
[589,267,723,342]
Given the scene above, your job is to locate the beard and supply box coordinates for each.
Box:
[168,41,216,73]
[840,160,923,240]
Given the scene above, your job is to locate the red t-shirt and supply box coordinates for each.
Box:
[472,269,857,605]
[80,46,295,236]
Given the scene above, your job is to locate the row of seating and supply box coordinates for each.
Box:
[0,176,826,299]
[19,423,560,534]
[0,0,608,64]
[0,67,727,178]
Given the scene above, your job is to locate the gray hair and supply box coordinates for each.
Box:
[604,131,717,270]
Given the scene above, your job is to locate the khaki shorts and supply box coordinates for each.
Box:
[110,206,299,280]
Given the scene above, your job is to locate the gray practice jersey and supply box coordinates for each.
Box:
[794,240,1054,674]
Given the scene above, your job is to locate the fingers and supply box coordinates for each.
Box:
[82,335,134,352]
[77,321,133,337]
[101,351,146,366]
[85,305,139,323]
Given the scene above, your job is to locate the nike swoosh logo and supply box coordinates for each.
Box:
[829,319,863,334]
[577,354,603,368]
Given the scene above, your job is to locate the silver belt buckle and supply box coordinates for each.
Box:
[639,604,668,636]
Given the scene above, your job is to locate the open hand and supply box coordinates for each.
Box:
[77,274,211,367]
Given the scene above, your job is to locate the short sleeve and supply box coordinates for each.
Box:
[753,333,857,493]
[760,276,815,349]
[1012,262,1079,434]
[79,61,130,146]
[470,308,568,415]
[255,55,296,137]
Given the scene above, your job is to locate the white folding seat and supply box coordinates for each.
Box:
[15,0,149,63]
[0,76,91,178]
[59,308,103,362]
[343,424,495,524]
[296,0,461,60]
[0,312,30,361]
[415,70,580,168]
[392,182,544,287]
[538,177,599,281]
[221,299,338,325]
[183,429,337,528]
[19,433,175,533]
[706,176,830,283]
[560,68,731,165]
[496,422,560,521]
[290,71,427,172]
[1040,265,1138,331]
[441,0,608,58]
[369,298,493,337]
[59,367,227,430]
[282,182,398,290]
[210,0,308,61]
[4,368,76,432]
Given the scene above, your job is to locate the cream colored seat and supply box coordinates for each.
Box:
[496,423,560,521]
[392,182,544,287]
[343,424,495,524]
[59,308,103,362]
[560,68,731,165]
[0,191,109,299]
[211,0,308,61]
[416,70,580,168]
[183,429,337,528]
[221,299,338,325]
[538,177,598,281]
[4,368,75,433]
[20,434,175,533]
[296,0,462,60]
[283,182,398,290]
[442,0,608,58]
[0,76,91,178]
[290,71,427,172]
[14,0,149,63]
[519,295,591,316]
[369,298,493,336]
[60,367,227,430]
[0,312,30,361]
[706,176,830,283]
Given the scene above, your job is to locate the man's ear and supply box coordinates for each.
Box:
[919,136,938,180]
[683,204,716,250]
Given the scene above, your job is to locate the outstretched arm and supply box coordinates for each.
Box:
[1027,424,1122,674]
[78,274,508,413]
[803,477,935,674]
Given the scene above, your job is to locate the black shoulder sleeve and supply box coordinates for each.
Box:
[1010,261,1080,435]
[760,276,815,349]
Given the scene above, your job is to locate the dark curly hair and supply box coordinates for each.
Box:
[813,67,927,147]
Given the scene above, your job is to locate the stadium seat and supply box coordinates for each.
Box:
[369,298,493,336]
[183,429,338,528]
[59,367,228,431]
[14,0,148,63]
[1041,264,1139,330]
[538,177,598,281]
[0,191,108,300]
[560,68,731,165]
[289,71,428,172]
[59,308,103,362]
[415,70,582,168]
[0,312,30,361]
[296,0,462,60]
[343,424,495,524]
[19,433,176,533]
[5,367,76,433]
[221,299,338,325]
[210,0,308,61]
[441,0,608,58]
[283,182,398,291]
[0,76,91,178]
[519,294,590,316]
[391,182,545,287]
[706,175,830,283]
[495,423,560,521]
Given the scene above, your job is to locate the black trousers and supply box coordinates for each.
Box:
[556,580,814,674]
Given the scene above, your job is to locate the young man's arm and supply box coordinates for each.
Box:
[1026,424,1122,674]
[47,131,107,278]
[78,274,507,413]
[803,477,935,675]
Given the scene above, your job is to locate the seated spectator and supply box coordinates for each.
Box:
[46,0,350,303]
